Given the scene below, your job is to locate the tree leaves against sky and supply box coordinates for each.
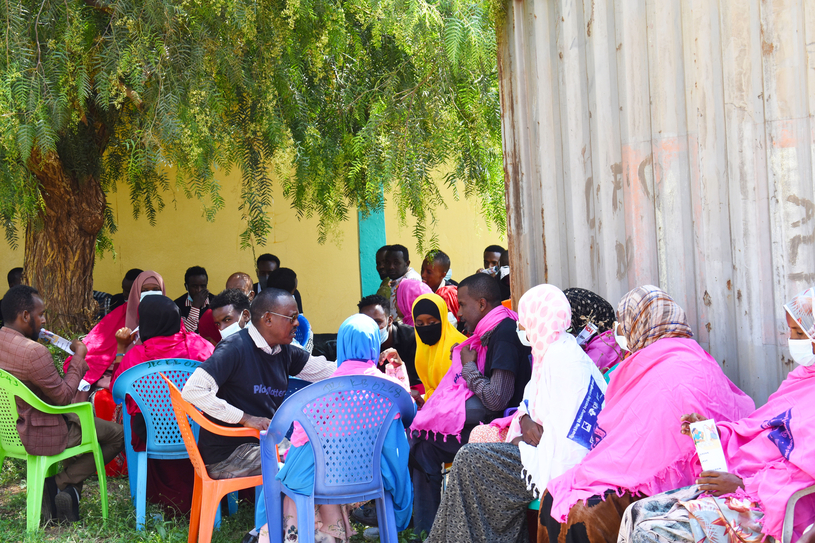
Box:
[0,0,505,252]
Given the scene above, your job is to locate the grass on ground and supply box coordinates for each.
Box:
[0,458,424,542]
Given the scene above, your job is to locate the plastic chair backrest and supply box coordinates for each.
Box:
[285,377,311,400]
[0,370,29,456]
[111,359,201,454]
[266,375,415,497]
[294,315,311,349]
[161,373,260,481]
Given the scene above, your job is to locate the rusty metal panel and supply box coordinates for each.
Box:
[499,0,815,404]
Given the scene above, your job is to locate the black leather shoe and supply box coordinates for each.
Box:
[55,485,80,523]
[240,531,259,543]
[351,502,378,527]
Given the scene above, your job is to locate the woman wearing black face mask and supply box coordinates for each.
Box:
[412,294,466,403]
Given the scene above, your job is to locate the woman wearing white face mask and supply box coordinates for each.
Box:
[427,285,608,543]
[110,294,214,518]
[62,270,167,396]
[618,287,815,543]
[56,270,169,479]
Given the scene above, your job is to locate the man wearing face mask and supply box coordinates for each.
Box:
[0,285,124,524]
[357,294,420,388]
[196,273,257,346]
[210,289,252,341]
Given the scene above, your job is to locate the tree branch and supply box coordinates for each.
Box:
[84,0,113,15]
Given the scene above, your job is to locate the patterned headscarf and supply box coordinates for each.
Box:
[617,285,693,353]
[518,285,572,382]
[563,288,616,335]
[784,287,815,339]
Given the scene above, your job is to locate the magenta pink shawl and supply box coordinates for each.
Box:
[546,338,754,521]
[716,365,815,541]
[410,304,518,440]
[397,279,432,325]
[584,330,622,371]
[64,303,127,385]
[110,329,214,415]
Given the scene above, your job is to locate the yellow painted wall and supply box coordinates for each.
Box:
[0,169,504,333]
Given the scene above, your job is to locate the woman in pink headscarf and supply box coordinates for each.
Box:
[62,270,166,477]
[68,270,166,390]
[539,286,754,543]
[427,285,607,543]
[396,279,432,325]
[617,287,815,543]
[109,294,213,516]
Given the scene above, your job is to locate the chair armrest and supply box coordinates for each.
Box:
[783,485,815,543]
[180,399,261,439]
[39,400,93,418]
[47,401,98,447]
[208,424,262,439]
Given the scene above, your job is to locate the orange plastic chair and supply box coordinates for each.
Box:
[161,373,263,543]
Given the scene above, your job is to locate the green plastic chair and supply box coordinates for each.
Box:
[0,368,109,531]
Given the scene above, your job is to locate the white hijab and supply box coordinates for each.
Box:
[507,285,608,497]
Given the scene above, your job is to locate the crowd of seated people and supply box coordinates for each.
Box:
[2,241,814,543]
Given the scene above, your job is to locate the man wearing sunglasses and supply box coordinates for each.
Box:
[181,287,336,481]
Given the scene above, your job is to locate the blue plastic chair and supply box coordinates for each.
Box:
[260,375,415,543]
[112,359,241,529]
[293,315,313,353]
[285,377,311,399]
[111,359,213,529]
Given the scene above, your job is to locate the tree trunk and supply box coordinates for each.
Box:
[24,149,106,333]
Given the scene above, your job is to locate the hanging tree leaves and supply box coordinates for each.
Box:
[0,0,504,329]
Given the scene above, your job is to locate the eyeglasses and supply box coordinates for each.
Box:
[266,311,299,325]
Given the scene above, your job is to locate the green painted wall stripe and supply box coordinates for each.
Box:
[358,208,387,297]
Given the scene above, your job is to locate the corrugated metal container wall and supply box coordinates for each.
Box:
[498,0,815,404]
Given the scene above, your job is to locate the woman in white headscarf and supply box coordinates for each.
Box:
[426,285,608,543]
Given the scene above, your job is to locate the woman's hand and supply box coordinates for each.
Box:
[680,413,707,436]
[379,348,403,367]
[411,389,426,410]
[520,414,543,446]
[696,471,744,496]
[115,327,137,351]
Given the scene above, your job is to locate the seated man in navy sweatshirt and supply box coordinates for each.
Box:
[181,287,335,478]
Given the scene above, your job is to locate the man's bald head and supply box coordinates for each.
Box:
[226,272,255,301]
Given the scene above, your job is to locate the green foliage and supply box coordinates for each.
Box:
[0,0,505,251]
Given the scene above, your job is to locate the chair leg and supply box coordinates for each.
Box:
[188,477,203,543]
[375,494,398,543]
[254,485,265,531]
[227,491,238,515]
[92,445,109,522]
[135,451,148,529]
[196,487,222,543]
[267,483,283,542]
[123,420,138,501]
[25,456,48,532]
[294,494,315,543]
